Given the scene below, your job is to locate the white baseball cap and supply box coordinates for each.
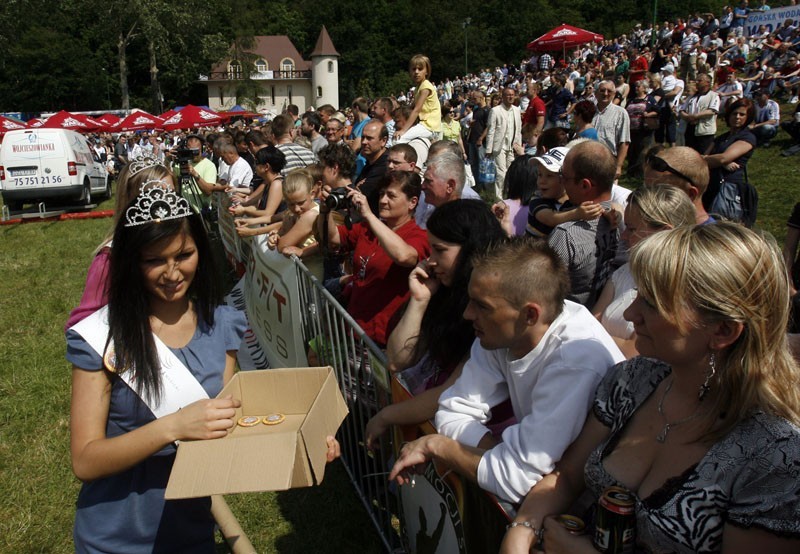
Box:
[532,146,570,172]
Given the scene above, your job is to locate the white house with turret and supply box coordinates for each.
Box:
[202,26,340,114]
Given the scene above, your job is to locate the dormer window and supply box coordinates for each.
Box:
[255,59,268,72]
[281,58,295,73]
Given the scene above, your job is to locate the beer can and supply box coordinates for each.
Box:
[555,514,585,534]
[593,486,636,553]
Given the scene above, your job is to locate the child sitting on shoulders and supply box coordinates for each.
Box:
[267,167,324,280]
[525,147,604,238]
[394,54,441,142]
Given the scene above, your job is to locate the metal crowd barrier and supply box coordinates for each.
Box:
[215,195,405,551]
[292,260,406,553]
[215,196,510,553]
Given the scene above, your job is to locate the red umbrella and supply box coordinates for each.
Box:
[41,110,100,132]
[27,118,44,128]
[0,115,28,135]
[97,113,121,127]
[161,105,224,130]
[158,108,178,120]
[116,110,164,131]
[79,114,105,129]
[527,24,603,52]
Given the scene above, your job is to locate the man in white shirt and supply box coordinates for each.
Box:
[389,239,623,504]
[715,72,743,110]
[752,90,780,146]
[218,143,253,190]
[679,73,720,154]
[680,28,701,83]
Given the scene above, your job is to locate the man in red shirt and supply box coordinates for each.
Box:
[522,81,546,140]
[628,47,650,85]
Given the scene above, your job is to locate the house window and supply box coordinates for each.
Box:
[328,61,334,73]
[281,58,294,75]
[229,61,242,79]
[255,58,267,72]
[317,86,323,98]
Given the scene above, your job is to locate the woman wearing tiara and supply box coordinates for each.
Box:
[65,158,175,329]
[66,183,248,552]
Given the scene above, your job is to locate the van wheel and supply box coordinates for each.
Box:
[82,180,92,206]
[104,176,113,200]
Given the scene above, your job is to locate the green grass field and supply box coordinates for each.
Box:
[0,115,796,552]
[0,199,383,553]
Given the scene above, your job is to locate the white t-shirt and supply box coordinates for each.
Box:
[225,157,253,189]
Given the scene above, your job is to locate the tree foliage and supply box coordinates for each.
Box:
[0,0,727,113]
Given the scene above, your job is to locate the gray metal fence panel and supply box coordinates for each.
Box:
[292,258,407,553]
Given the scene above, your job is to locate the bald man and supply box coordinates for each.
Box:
[643,146,713,225]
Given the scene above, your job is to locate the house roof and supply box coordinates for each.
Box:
[309,26,340,57]
[210,36,312,73]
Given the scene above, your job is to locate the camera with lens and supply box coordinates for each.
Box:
[175,146,196,165]
[174,140,200,177]
[324,187,352,210]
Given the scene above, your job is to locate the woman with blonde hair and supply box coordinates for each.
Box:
[502,222,800,553]
[593,184,696,357]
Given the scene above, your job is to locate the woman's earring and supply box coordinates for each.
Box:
[699,352,717,401]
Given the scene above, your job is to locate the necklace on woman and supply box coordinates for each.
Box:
[656,377,705,443]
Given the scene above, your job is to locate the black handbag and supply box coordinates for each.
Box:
[739,166,758,228]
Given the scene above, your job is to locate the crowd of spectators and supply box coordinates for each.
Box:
[63,9,800,550]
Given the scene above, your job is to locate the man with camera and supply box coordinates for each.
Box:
[174,133,222,213]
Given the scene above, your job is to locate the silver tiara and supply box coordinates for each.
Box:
[124,181,193,227]
[128,156,164,176]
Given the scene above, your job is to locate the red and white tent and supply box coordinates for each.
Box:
[0,115,28,136]
[41,110,101,132]
[96,113,121,129]
[161,105,224,130]
[115,110,164,132]
[527,24,603,52]
[158,108,179,121]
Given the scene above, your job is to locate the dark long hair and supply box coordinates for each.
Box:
[503,155,537,205]
[412,200,506,367]
[105,213,220,403]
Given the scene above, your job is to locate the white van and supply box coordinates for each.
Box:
[0,128,110,210]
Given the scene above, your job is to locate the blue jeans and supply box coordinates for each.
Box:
[752,124,778,145]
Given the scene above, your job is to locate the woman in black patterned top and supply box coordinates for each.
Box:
[502,222,800,554]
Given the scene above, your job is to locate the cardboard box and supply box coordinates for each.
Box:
[165,367,349,499]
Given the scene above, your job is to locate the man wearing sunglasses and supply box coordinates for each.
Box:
[644,146,713,224]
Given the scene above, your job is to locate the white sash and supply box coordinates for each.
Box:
[71,306,209,418]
